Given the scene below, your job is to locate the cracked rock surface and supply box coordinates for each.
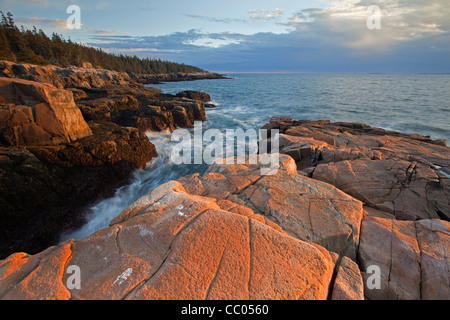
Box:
[1,155,364,300]
[1,117,449,300]
[266,117,450,221]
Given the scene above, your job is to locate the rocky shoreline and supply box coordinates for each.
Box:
[0,60,229,88]
[0,113,449,299]
[134,72,230,84]
[0,61,219,259]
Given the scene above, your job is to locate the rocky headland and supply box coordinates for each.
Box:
[135,72,230,85]
[0,60,228,89]
[0,61,218,259]
[0,115,448,300]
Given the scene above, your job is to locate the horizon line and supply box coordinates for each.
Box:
[210,71,450,75]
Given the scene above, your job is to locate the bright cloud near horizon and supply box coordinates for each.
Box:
[1,0,449,73]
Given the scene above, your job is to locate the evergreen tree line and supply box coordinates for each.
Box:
[0,11,204,74]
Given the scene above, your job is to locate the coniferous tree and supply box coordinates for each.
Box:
[0,11,204,74]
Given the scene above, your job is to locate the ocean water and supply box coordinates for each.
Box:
[153,73,450,142]
[60,73,450,241]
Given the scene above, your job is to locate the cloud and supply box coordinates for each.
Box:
[248,8,283,21]
[184,14,247,24]
[283,0,450,52]
[86,0,450,72]
[184,36,243,48]
[91,29,246,51]
[15,17,68,30]
[15,16,130,44]
[84,27,130,36]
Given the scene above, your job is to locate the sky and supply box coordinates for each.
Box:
[1,0,449,73]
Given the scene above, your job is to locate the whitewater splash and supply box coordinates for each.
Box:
[60,129,204,242]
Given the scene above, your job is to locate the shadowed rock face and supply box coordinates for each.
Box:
[313,159,450,221]
[75,87,208,133]
[0,71,160,259]
[175,90,211,102]
[0,122,157,259]
[331,256,365,300]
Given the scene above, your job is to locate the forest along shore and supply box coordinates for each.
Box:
[0,117,448,300]
[0,60,223,259]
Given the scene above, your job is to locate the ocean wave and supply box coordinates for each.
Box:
[68,73,450,240]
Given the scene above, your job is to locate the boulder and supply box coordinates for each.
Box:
[76,88,207,133]
[177,154,364,260]
[358,216,449,300]
[1,151,449,300]
[313,159,450,221]
[175,90,211,102]
[331,256,365,300]
[267,118,450,221]
[0,61,133,89]
[415,219,450,300]
[0,178,336,300]
[67,88,88,101]
[0,77,92,146]
[266,117,450,174]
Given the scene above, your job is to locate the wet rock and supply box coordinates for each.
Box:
[75,87,207,133]
[0,122,156,259]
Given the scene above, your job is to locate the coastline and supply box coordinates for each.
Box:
[0,60,218,259]
[134,72,230,85]
[0,62,449,300]
[0,116,448,300]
